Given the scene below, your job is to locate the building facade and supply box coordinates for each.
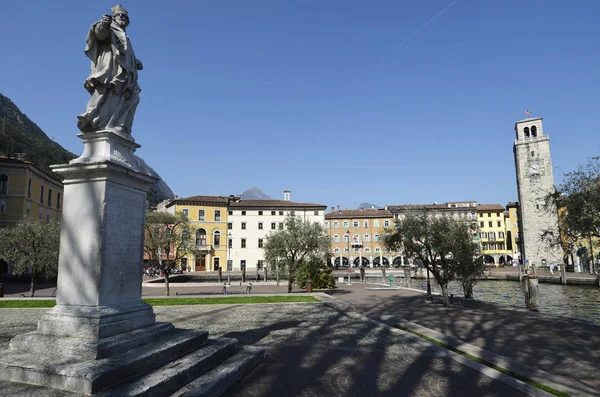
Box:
[228,193,327,272]
[476,204,510,264]
[0,156,63,229]
[505,202,521,263]
[513,117,563,266]
[163,195,234,272]
[325,208,400,267]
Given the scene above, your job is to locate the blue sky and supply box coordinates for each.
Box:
[2,1,599,208]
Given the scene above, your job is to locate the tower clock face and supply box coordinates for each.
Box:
[528,160,543,176]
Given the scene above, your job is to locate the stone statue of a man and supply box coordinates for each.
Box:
[77,4,143,137]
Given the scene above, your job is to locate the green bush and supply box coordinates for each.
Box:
[295,257,336,289]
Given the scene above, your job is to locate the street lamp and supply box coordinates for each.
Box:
[227,231,232,286]
[346,230,351,285]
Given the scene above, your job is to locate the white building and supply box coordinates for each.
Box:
[227,191,327,272]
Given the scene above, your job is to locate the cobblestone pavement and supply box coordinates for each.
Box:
[0,302,532,397]
[326,285,600,395]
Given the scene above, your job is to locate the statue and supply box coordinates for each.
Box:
[77,4,143,138]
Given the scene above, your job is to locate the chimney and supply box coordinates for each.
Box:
[330,206,335,213]
[283,190,291,201]
[337,205,340,211]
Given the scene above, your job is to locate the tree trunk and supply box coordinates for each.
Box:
[440,283,450,307]
[463,281,473,299]
[287,277,293,293]
[29,271,37,298]
[165,272,170,296]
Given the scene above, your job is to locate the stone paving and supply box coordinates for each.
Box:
[0,300,534,396]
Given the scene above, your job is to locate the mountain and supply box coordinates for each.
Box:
[0,92,174,206]
[358,202,382,209]
[241,186,273,200]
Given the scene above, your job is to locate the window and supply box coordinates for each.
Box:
[499,232,505,239]
[325,221,330,228]
[182,208,189,218]
[258,211,263,216]
[488,221,492,227]
[364,248,371,253]
[197,209,205,220]
[214,210,221,221]
[333,235,340,242]
[479,221,484,227]
[278,222,283,230]
[0,199,6,214]
[28,178,31,198]
[228,238,232,249]
[26,202,31,216]
[241,239,246,248]
[228,222,232,229]
[47,189,52,207]
[480,232,487,239]
[384,220,390,227]
[213,257,220,271]
[334,248,340,253]
[279,211,283,216]
[290,210,295,216]
[515,221,518,228]
[271,222,276,230]
[314,211,319,216]
[213,231,221,247]
[196,229,207,246]
[531,151,535,157]
[38,207,43,219]
[364,234,370,242]
[258,260,264,269]
[374,220,379,227]
[364,220,369,228]
[487,213,491,217]
[489,232,496,241]
[374,234,380,242]
[258,239,263,248]
[241,211,246,216]
[333,221,339,228]
[497,221,501,227]
[241,222,246,230]
[342,221,349,228]
[343,234,349,242]
[57,193,61,210]
[0,174,7,194]
[40,186,44,205]
[479,212,483,218]
[258,222,263,230]
[271,211,276,215]
[375,247,381,253]
[228,210,233,215]
[353,221,359,228]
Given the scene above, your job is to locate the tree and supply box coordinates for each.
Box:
[545,152,600,274]
[263,216,331,293]
[382,212,480,307]
[144,211,192,296]
[0,218,60,297]
[295,256,336,290]
[452,225,485,299]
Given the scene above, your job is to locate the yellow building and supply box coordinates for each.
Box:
[325,208,402,267]
[0,156,63,229]
[505,202,521,263]
[477,204,511,265]
[163,195,235,272]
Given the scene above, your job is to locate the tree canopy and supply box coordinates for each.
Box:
[0,218,61,296]
[144,211,192,296]
[263,216,331,293]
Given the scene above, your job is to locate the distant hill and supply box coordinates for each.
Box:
[241,186,273,200]
[0,92,174,206]
[358,202,382,209]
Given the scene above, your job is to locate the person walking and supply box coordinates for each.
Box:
[549,263,555,276]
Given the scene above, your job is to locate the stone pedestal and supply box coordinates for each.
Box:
[523,275,539,311]
[0,132,265,395]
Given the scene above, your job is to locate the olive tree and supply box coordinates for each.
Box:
[382,212,480,307]
[144,211,192,296]
[263,216,331,293]
[0,218,60,297]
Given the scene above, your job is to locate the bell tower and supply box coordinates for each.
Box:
[513,117,563,267]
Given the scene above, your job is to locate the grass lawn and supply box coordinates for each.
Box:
[0,295,319,308]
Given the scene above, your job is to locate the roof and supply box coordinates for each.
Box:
[229,200,326,209]
[515,117,543,126]
[506,201,519,208]
[0,156,63,185]
[476,204,505,211]
[388,203,476,212]
[166,195,237,208]
[325,209,392,219]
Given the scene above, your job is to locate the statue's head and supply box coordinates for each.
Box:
[111,4,130,28]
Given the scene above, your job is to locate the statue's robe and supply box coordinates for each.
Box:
[77,21,141,137]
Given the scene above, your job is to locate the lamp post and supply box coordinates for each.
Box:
[346,230,351,285]
[227,231,232,286]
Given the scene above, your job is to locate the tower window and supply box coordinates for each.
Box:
[524,127,530,138]
[531,125,537,137]
[531,151,535,157]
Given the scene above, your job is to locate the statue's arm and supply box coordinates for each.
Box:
[93,14,112,41]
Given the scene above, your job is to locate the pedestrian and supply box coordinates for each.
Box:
[222,282,227,295]
[549,263,555,276]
